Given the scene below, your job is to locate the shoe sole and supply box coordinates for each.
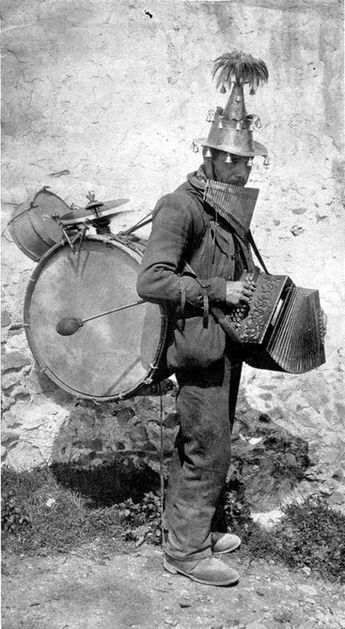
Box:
[163,558,239,587]
[213,541,241,556]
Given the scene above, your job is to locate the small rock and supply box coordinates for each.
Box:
[304,467,320,480]
[112,406,135,426]
[1,395,15,411]
[332,468,344,480]
[282,452,297,467]
[297,584,317,596]
[179,597,191,608]
[290,225,304,236]
[258,413,271,423]
[292,207,306,214]
[252,509,283,528]
[320,486,333,496]
[12,386,31,400]
[9,321,23,330]
[2,351,31,372]
[301,566,311,576]
[323,448,340,463]
[1,310,11,327]
[273,610,293,623]
[128,425,148,442]
[164,412,179,428]
[2,371,22,390]
[1,431,19,447]
[327,479,338,490]
[248,437,264,446]
[2,411,20,429]
[328,492,345,505]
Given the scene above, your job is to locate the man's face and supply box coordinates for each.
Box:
[212,151,252,187]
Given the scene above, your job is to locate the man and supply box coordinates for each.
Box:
[137,52,270,586]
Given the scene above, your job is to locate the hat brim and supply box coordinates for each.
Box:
[194,138,268,157]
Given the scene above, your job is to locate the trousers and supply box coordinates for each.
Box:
[164,351,242,561]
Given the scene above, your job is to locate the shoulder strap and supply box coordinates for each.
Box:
[248,229,269,274]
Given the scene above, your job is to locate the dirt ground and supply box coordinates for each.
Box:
[2,542,345,629]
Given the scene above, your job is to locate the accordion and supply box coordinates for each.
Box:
[213,271,326,374]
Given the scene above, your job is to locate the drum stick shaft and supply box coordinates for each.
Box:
[120,213,153,236]
[82,299,145,323]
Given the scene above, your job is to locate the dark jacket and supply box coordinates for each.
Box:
[136,172,254,369]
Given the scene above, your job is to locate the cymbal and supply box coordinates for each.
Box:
[61,198,131,226]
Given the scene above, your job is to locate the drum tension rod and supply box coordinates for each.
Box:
[53,213,88,254]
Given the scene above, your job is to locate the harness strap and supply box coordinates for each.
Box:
[248,229,269,274]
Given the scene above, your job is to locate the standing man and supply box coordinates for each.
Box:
[137,52,270,586]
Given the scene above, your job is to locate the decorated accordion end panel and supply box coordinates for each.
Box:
[227,272,326,374]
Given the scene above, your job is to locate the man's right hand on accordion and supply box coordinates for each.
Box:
[225,271,256,307]
[225,280,253,306]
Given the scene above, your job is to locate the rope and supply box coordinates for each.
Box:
[158,382,165,551]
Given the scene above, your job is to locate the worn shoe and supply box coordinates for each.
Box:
[163,555,239,586]
[212,531,241,556]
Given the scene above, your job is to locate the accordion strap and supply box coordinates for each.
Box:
[248,230,269,274]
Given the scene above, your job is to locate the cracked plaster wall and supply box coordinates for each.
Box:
[1,0,344,486]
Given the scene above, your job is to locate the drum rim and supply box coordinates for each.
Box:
[24,235,169,402]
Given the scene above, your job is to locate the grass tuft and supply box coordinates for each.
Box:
[227,496,345,584]
[2,465,345,584]
[1,464,158,554]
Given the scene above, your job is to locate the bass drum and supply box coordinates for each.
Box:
[8,188,69,261]
[24,236,168,401]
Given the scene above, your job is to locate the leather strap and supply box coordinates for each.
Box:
[248,230,269,274]
[202,294,209,328]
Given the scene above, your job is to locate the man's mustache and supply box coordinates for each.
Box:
[226,176,247,186]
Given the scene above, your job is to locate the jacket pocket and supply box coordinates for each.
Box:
[166,314,226,370]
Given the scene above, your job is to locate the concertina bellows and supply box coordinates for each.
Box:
[203,180,326,374]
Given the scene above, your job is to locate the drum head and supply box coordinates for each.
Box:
[24,237,167,401]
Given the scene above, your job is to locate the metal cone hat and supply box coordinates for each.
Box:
[196,51,269,158]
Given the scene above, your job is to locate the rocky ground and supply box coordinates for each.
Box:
[2,541,345,629]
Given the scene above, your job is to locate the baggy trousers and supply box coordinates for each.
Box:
[164,351,242,561]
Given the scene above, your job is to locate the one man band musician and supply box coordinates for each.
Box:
[137,52,283,586]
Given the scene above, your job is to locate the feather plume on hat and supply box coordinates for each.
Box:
[193,50,269,159]
[212,51,268,94]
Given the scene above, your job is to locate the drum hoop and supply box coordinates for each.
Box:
[24,235,169,402]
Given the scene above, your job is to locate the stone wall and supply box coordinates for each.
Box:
[1,0,344,492]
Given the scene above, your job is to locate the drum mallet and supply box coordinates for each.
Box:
[56,300,145,336]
